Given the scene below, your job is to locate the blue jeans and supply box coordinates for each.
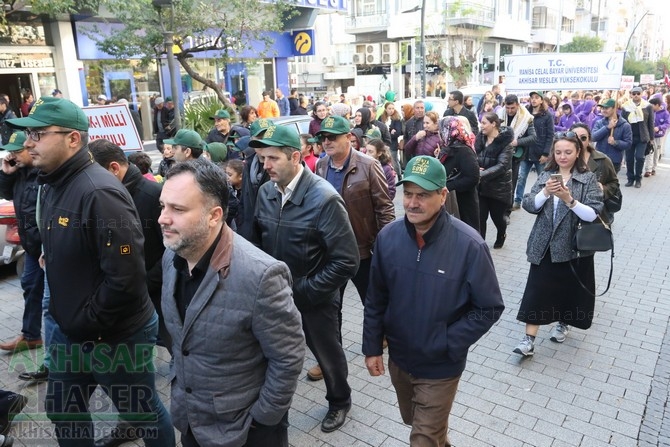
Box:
[626,141,647,182]
[515,160,545,204]
[21,253,44,340]
[45,312,175,447]
[43,271,57,369]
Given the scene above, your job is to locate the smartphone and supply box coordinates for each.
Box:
[550,174,564,187]
[7,159,16,167]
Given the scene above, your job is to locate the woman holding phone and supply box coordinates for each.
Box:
[513,132,603,357]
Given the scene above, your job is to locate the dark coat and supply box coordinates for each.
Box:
[527,109,555,161]
[475,126,514,204]
[441,141,480,232]
[0,167,41,258]
[37,148,154,342]
[362,211,504,379]
[237,153,270,242]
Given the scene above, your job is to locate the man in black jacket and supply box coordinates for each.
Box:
[0,131,44,356]
[251,124,359,434]
[0,97,17,145]
[443,90,479,134]
[89,140,170,447]
[7,97,174,446]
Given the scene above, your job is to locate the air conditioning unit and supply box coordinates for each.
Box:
[381,42,398,64]
[365,43,381,65]
[353,52,366,64]
[321,56,335,67]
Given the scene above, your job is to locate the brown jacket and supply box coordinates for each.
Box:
[316,150,395,259]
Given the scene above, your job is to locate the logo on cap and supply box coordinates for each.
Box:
[411,157,430,175]
[9,133,17,143]
[264,125,276,138]
[322,117,335,128]
[29,98,45,116]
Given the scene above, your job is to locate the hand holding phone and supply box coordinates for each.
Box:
[550,174,564,188]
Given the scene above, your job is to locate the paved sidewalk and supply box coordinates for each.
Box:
[1,155,670,446]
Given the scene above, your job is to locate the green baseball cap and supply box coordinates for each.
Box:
[210,109,230,120]
[205,142,228,162]
[397,156,446,191]
[7,97,89,132]
[600,99,616,108]
[249,118,275,137]
[164,129,204,149]
[529,91,544,99]
[1,131,27,152]
[316,115,351,136]
[248,125,300,150]
[363,128,382,140]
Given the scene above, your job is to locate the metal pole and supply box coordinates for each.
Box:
[420,0,426,97]
[625,11,650,61]
[410,37,416,98]
[166,3,181,129]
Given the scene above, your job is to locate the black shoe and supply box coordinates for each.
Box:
[635,180,641,188]
[94,422,139,447]
[18,365,48,383]
[321,407,350,433]
[0,434,14,446]
[493,234,506,249]
[624,180,634,187]
[0,392,27,436]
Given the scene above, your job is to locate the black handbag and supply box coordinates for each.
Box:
[571,216,614,296]
[575,216,613,252]
[604,189,622,214]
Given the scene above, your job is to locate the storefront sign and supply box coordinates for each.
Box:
[0,54,54,69]
[83,104,143,151]
[291,30,315,56]
[504,52,625,91]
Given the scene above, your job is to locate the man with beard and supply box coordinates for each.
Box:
[159,158,304,447]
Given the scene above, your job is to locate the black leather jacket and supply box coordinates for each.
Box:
[252,168,359,311]
[475,126,514,204]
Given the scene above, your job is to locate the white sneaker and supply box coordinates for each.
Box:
[513,335,534,356]
[550,322,569,343]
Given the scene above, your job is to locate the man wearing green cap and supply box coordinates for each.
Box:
[363,155,504,447]
[315,115,394,370]
[205,109,232,144]
[165,128,205,162]
[251,124,359,434]
[0,131,45,357]
[6,97,175,446]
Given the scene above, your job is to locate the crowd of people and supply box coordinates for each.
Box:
[0,80,663,445]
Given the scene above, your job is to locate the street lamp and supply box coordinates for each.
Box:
[402,0,426,98]
[624,11,653,61]
[153,0,181,130]
[301,71,309,92]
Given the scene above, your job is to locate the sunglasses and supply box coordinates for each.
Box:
[555,131,588,142]
[631,92,641,96]
[319,134,340,142]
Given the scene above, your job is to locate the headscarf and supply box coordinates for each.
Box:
[438,116,475,152]
[357,107,372,128]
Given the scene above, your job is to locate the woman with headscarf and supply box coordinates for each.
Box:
[436,116,481,232]
[354,107,392,146]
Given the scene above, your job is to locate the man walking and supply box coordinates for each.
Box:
[0,131,44,355]
[159,159,304,447]
[275,88,290,117]
[8,97,174,446]
[621,86,655,188]
[592,99,632,174]
[443,90,479,134]
[252,124,359,433]
[363,155,504,447]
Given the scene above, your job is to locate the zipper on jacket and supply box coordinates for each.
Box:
[106,229,113,247]
[417,248,422,262]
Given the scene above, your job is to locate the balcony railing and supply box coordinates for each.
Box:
[444,1,495,28]
[344,13,389,33]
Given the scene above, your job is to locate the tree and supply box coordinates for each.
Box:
[30,0,296,106]
[561,35,604,53]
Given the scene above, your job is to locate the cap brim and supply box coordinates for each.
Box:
[163,138,176,145]
[2,144,24,151]
[249,138,284,148]
[396,175,442,191]
[6,116,50,130]
[315,130,348,136]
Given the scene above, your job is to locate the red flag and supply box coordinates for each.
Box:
[665,67,670,88]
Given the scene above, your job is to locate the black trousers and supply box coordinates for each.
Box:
[181,412,290,447]
[338,257,372,342]
[479,196,508,241]
[302,299,351,410]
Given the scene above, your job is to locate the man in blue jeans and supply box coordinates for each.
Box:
[621,86,655,188]
[8,97,174,446]
[0,131,44,355]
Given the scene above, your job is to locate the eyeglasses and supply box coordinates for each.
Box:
[320,134,340,142]
[577,134,588,142]
[24,129,73,142]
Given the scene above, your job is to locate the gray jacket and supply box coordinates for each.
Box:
[522,169,603,264]
[162,226,305,447]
